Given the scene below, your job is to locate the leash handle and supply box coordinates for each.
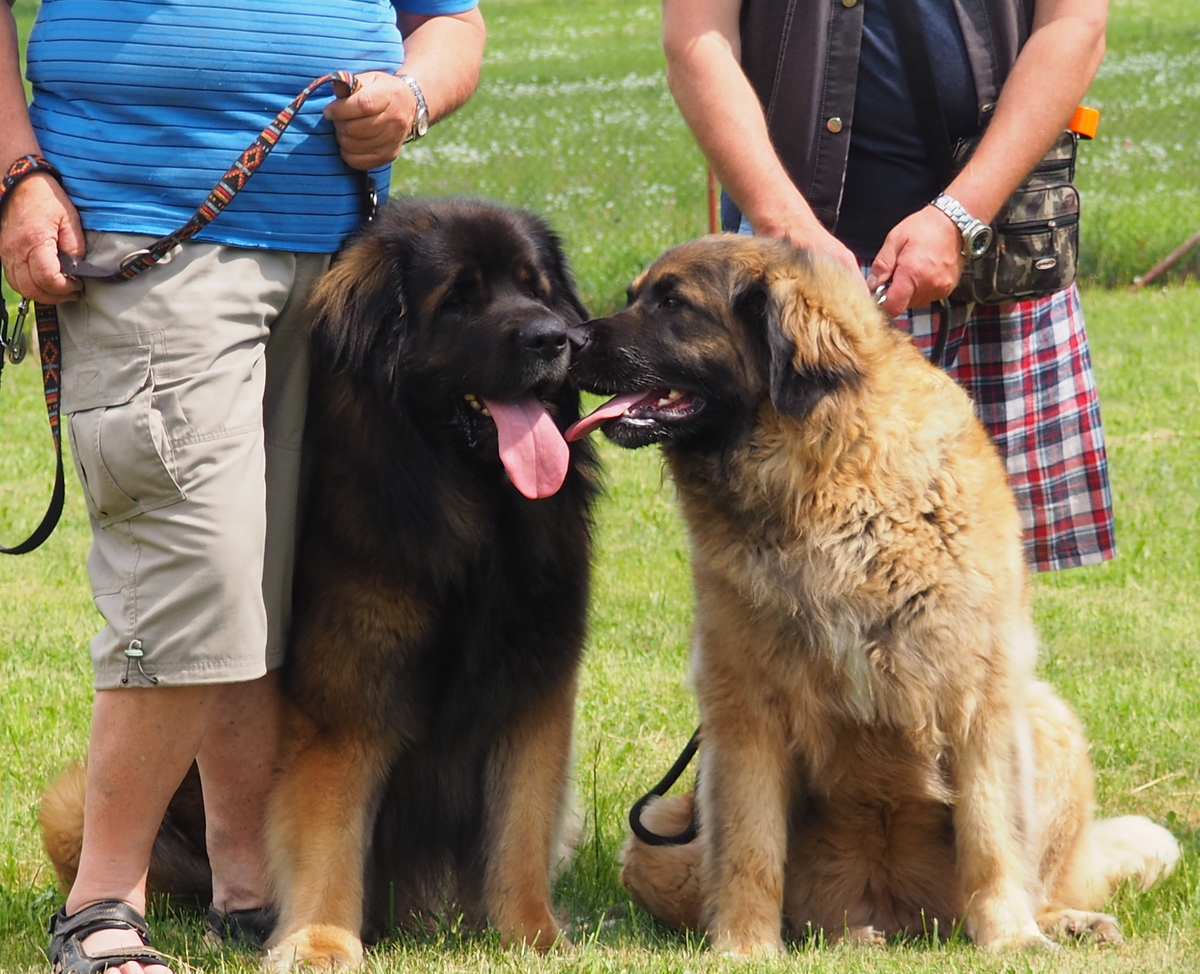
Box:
[628,728,701,847]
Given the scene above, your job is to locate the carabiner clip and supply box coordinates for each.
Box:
[873,283,889,307]
[5,299,30,365]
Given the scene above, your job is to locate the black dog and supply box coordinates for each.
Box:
[264,199,598,967]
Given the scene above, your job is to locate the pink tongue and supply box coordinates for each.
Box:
[564,391,656,442]
[482,396,570,499]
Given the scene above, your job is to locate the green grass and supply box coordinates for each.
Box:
[2,0,1200,971]
[1077,0,1200,285]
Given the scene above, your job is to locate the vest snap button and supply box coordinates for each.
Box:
[826,117,844,134]
[842,0,858,7]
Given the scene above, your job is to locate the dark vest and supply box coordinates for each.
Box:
[738,0,1035,228]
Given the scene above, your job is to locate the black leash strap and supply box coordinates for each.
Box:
[0,301,64,555]
[628,727,701,847]
[0,71,371,554]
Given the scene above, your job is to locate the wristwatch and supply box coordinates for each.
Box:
[397,73,429,143]
[930,193,994,259]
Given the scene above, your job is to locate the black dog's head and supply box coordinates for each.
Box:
[308,198,589,498]
[567,235,874,453]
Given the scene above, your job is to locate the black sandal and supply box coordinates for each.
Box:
[204,904,276,948]
[48,901,171,974]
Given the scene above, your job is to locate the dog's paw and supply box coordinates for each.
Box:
[840,925,887,946]
[263,925,363,972]
[710,930,785,958]
[965,883,1053,951]
[1041,909,1123,945]
[495,912,569,952]
[979,930,1060,953]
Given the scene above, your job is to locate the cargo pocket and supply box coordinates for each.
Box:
[64,344,187,527]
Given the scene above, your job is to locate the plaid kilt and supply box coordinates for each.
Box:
[892,284,1115,572]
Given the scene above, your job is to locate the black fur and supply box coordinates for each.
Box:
[286,198,599,938]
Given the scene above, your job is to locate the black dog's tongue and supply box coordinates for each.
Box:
[481,396,569,499]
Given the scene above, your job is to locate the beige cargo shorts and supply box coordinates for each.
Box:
[58,232,330,689]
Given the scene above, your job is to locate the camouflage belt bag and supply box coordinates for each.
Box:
[951,130,1080,305]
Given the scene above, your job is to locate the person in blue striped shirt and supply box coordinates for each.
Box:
[1,2,484,971]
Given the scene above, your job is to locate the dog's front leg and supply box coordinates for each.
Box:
[264,703,395,971]
[480,674,577,950]
[695,654,791,956]
[950,691,1050,950]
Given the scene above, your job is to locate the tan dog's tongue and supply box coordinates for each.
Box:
[482,396,570,499]
[564,391,656,442]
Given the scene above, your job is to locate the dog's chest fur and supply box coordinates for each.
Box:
[672,401,1029,795]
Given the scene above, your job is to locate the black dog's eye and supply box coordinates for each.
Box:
[441,287,472,312]
[660,294,682,310]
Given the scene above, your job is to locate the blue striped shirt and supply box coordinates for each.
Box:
[26,0,476,252]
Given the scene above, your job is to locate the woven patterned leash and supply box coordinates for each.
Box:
[0,70,370,554]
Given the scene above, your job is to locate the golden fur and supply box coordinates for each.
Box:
[570,236,1179,954]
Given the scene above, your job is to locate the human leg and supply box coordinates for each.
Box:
[196,671,282,914]
[60,686,217,974]
[50,236,319,969]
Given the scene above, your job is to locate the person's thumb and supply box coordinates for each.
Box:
[866,238,897,292]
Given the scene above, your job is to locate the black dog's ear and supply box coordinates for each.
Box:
[529,216,590,324]
[761,271,862,419]
[307,237,407,376]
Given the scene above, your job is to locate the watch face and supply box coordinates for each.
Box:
[967,225,994,259]
[416,115,429,138]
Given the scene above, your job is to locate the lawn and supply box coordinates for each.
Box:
[1,0,1198,972]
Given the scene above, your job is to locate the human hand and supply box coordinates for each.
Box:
[324,71,418,171]
[757,213,867,289]
[866,205,965,316]
[0,173,84,304]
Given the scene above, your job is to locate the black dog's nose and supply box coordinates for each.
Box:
[520,318,568,361]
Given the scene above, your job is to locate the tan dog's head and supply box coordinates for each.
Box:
[567,235,890,452]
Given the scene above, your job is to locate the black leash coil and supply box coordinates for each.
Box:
[628,727,701,847]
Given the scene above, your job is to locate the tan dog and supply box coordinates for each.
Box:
[566,235,1178,954]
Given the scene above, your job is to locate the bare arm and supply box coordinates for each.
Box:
[0,3,84,303]
[661,0,862,279]
[869,0,1108,314]
[324,7,486,171]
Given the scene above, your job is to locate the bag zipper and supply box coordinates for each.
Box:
[998,212,1080,234]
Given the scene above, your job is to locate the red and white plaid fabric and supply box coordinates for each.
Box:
[891,283,1115,572]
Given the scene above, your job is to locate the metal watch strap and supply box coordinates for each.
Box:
[931,193,992,259]
[397,73,429,143]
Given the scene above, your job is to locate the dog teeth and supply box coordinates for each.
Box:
[481,407,491,417]
[655,390,684,407]
[464,394,477,402]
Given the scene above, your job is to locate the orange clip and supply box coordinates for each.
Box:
[1068,106,1100,140]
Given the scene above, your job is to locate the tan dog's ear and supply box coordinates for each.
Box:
[763,272,861,418]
